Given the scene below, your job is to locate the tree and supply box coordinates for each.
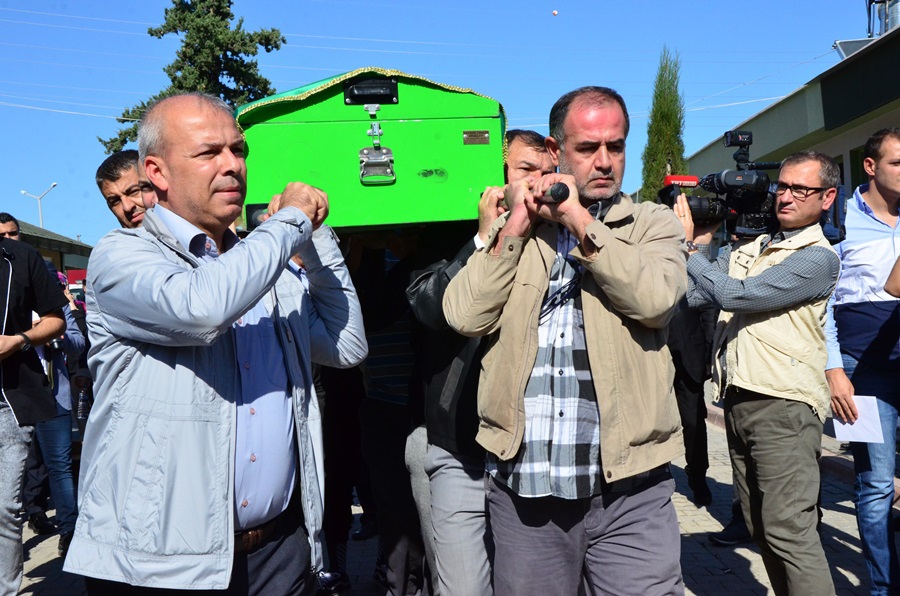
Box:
[640,46,686,200]
[100,0,285,153]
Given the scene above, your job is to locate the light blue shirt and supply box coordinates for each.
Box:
[154,206,295,529]
[824,184,900,369]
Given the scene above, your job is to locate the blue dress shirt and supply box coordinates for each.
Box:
[153,206,295,529]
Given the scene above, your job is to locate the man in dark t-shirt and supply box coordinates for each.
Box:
[0,216,67,594]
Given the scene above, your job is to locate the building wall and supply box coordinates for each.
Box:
[687,28,900,192]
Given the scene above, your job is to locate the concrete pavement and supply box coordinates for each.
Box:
[18,411,892,595]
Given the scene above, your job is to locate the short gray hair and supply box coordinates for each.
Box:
[138,93,234,162]
[781,150,841,189]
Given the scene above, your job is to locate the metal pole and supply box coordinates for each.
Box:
[19,182,58,228]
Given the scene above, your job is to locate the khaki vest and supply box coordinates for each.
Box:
[711,225,835,421]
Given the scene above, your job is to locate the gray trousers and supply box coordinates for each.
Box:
[425,445,493,596]
[405,425,437,596]
[726,389,834,596]
[488,472,683,596]
[0,407,32,596]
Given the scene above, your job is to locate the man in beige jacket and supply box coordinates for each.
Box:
[442,86,687,596]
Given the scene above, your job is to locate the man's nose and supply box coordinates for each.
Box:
[593,146,611,171]
[124,195,143,212]
[220,148,243,175]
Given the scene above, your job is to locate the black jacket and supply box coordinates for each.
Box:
[667,297,718,384]
[0,239,67,425]
[407,239,485,459]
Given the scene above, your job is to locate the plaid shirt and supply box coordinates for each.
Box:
[686,226,839,313]
[488,225,603,499]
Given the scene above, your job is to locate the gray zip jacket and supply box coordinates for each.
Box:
[63,207,367,589]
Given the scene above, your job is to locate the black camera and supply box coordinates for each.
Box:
[658,130,782,237]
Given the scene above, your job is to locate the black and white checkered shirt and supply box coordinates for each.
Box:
[488,225,603,499]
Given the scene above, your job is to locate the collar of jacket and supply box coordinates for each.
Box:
[141,208,204,268]
[757,223,825,255]
[601,192,634,225]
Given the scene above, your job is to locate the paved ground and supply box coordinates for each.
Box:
[17,406,895,595]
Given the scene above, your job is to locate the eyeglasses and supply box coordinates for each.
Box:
[774,182,829,200]
[0,230,20,238]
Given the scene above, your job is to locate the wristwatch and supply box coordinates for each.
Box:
[685,241,700,252]
[16,332,31,352]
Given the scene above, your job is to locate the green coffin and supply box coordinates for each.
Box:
[236,67,507,230]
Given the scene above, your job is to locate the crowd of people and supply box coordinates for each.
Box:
[1,86,899,596]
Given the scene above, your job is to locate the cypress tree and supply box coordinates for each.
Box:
[640,46,686,200]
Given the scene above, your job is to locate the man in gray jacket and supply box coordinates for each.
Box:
[63,93,367,595]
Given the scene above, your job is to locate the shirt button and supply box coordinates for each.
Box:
[558,369,563,376]
[241,499,249,507]
[508,245,514,252]
[250,453,257,462]
[249,408,256,415]
[560,332,565,338]
[244,362,251,369]
[558,410,564,417]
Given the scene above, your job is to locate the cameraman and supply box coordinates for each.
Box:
[675,150,840,596]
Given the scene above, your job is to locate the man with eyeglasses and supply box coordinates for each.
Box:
[825,127,900,595]
[676,150,840,595]
[443,87,688,595]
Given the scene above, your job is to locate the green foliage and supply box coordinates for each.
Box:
[99,0,285,153]
[640,46,686,200]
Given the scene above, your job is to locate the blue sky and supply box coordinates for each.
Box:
[0,0,868,245]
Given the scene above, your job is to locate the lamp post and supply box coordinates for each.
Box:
[20,182,57,228]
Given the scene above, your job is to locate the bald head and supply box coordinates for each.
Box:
[138,93,235,162]
[139,93,247,245]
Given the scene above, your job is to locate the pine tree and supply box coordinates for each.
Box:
[640,46,686,200]
[99,0,285,153]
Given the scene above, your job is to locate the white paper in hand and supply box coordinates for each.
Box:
[833,395,883,443]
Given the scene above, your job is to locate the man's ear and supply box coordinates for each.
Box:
[863,156,877,178]
[821,187,837,211]
[545,136,561,167]
[144,156,169,193]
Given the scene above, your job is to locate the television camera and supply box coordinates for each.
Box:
[657,131,781,237]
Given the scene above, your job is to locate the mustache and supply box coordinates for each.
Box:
[212,176,246,193]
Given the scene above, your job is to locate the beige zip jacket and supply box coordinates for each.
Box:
[443,194,688,482]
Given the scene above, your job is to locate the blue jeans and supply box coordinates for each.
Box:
[0,407,33,595]
[34,401,77,534]
[844,353,900,595]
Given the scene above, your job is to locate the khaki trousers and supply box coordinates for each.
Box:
[726,387,834,596]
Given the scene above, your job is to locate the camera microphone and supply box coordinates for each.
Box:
[539,182,570,203]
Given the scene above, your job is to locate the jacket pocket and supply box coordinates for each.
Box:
[82,398,226,556]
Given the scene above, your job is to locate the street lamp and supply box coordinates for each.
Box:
[20,182,58,228]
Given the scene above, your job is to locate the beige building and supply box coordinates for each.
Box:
[16,219,92,273]
[688,24,900,191]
